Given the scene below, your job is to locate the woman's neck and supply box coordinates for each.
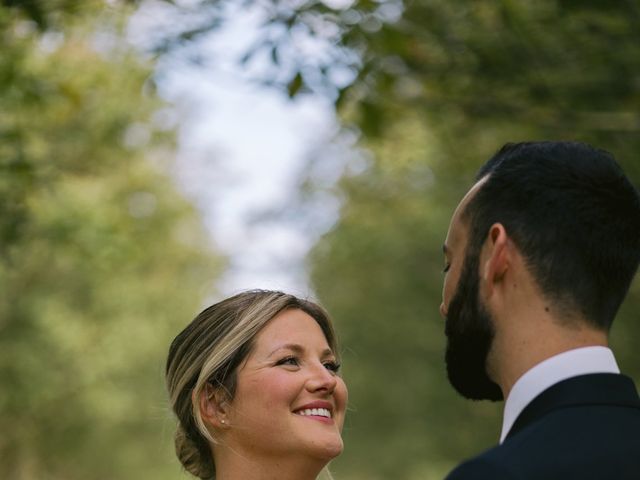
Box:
[213,449,326,480]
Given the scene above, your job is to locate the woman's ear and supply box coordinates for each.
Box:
[196,383,231,430]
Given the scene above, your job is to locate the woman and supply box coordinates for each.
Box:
[166,290,348,480]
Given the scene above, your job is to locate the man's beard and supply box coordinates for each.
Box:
[445,248,503,401]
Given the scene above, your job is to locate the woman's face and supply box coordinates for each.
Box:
[223,308,348,462]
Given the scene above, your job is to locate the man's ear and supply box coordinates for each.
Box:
[482,223,510,297]
[195,383,232,430]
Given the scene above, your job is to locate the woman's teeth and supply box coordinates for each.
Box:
[296,408,331,418]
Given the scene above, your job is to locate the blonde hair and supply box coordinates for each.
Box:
[165,290,339,479]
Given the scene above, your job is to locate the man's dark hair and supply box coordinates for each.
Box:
[463,141,640,330]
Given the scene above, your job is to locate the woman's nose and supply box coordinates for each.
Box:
[306,364,337,393]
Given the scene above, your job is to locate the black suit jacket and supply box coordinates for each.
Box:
[446,373,640,479]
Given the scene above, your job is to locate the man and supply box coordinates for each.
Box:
[440,141,640,479]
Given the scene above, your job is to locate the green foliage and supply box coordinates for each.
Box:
[146,0,640,476]
[288,2,640,479]
[5,1,638,478]
[1,0,134,30]
[0,4,222,479]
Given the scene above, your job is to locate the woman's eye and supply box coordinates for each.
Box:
[276,356,299,367]
[323,361,341,373]
[443,262,451,273]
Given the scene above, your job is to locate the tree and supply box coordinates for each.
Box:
[278,2,640,478]
[0,4,223,479]
[12,1,635,478]
[186,0,640,479]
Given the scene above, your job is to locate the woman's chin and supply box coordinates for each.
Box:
[308,435,344,461]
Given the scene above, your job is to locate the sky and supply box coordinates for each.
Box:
[129,1,346,299]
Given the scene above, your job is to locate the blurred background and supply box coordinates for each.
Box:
[1,1,639,479]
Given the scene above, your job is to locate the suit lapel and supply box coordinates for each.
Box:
[506,373,640,440]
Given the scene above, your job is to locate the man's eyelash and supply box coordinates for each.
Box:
[443,263,451,273]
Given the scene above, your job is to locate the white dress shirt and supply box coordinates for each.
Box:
[499,346,620,443]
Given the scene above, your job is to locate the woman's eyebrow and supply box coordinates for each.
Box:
[266,344,334,358]
[320,348,335,358]
[267,343,304,358]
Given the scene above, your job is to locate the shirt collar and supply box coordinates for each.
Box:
[500,346,619,443]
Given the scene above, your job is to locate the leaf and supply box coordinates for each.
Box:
[287,71,304,98]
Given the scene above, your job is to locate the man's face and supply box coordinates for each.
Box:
[441,180,503,401]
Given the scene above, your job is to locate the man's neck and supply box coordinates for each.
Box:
[489,312,608,399]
